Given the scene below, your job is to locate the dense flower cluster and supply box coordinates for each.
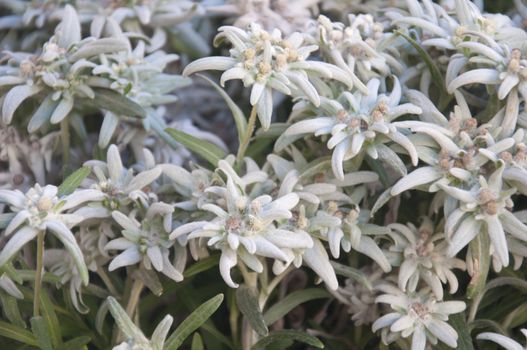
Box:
[1,1,527,349]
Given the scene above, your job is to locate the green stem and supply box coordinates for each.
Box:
[60,118,70,170]
[125,278,144,320]
[33,231,45,317]
[258,265,293,309]
[97,265,119,297]
[239,262,258,349]
[236,106,258,165]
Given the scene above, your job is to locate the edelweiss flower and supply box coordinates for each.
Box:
[391,93,517,197]
[477,329,527,350]
[387,219,466,299]
[207,0,319,35]
[45,248,88,313]
[317,14,402,84]
[0,184,104,285]
[441,164,527,267]
[373,284,466,350]
[332,267,383,326]
[171,157,313,288]
[83,144,162,209]
[279,77,421,179]
[1,5,129,128]
[183,23,353,129]
[161,163,214,210]
[105,203,183,282]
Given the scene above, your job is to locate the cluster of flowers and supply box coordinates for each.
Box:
[1,0,527,349]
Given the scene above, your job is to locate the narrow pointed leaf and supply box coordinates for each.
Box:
[252,330,324,350]
[57,166,91,196]
[91,88,146,118]
[264,289,330,325]
[165,128,226,166]
[467,232,491,299]
[197,74,246,144]
[236,285,268,336]
[56,336,91,350]
[165,293,224,350]
[0,320,38,346]
[30,317,53,350]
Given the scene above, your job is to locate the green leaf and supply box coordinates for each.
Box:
[134,265,163,296]
[165,293,224,350]
[469,277,527,322]
[236,285,268,337]
[466,232,491,299]
[394,30,448,99]
[57,166,91,197]
[449,314,474,350]
[107,297,150,346]
[56,336,91,350]
[0,320,37,346]
[191,333,204,350]
[30,316,53,350]
[183,254,220,279]
[0,294,25,328]
[39,290,62,348]
[165,128,226,166]
[252,330,324,350]
[263,289,330,326]
[330,261,372,291]
[91,88,146,118]
[197,74,247,144]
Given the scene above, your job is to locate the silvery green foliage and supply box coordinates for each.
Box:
[107,296,174,350]
[2,0,527,349]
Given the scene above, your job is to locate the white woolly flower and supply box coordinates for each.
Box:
[332,267,383,326]
[83,144,162,210]
[373,284,466,350]
[160,163,214,211]
[44,248,87,313]
[207,0,318,35]
[387,219,466,300]
[317,14,401,84]
[0,184,105,285]
[441,164,527,267]
[171,158,312,288]
[183,23,354,129]
[279,77,422,179]
[105,202,183,282]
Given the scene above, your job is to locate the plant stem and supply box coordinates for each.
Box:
[97,265,119,296]
[258,265,293,309]
[239,262,258,349]
[33,231,45,317]
[125,278,144,320]
[60,118,70,171]
[236,105,258,165]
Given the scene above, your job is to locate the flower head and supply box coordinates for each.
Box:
[373,284,466,350]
